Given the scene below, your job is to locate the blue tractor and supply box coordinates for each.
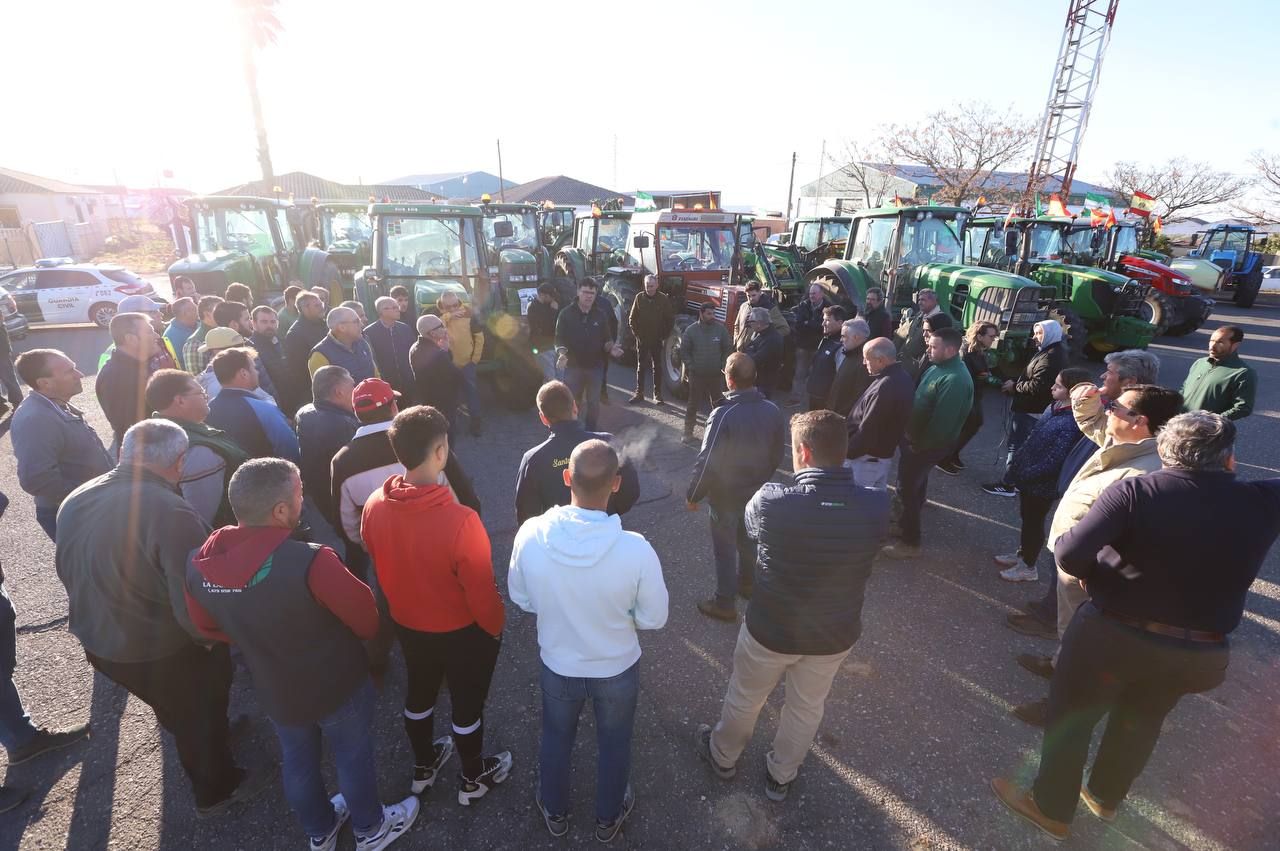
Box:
[1188,224,1265,307]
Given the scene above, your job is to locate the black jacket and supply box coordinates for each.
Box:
[806,334,842,402]
[1012,341,1068,414]
[745,467,889,655]
[250,332,290,405]
[362,320,416,400]
[1057,468,1280,634]
[95,349,150,446]
[792,298,829,351]
[827,344,871,416]
[688,388,786,506]
[740,327,784,393]
[846,362,914,460]
[527,299,558,350]
[283,316,329,413]
[555,302,612,369]
[409,339,462,422]
[514,420,640,524]
[863,305,893,341]
[295,400,359,523]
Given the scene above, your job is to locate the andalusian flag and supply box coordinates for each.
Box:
[1034,194,1045,217]
[634,191,657,212]
[1130,191,1156,218]
[1046,194,1069,218]
[1084,192,1111,212]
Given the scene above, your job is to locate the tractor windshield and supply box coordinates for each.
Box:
[1025,223,1063,262]
[658,226,737,272]
[322,211,372,247]
[382,216,479,278]
[1112,225,1138,257]
[482,211,539,252]
[194,206,276,254]
[1065,226,1104,263]
[899,214,964,265]
[594,218,629,253]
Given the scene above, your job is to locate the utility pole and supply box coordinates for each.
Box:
[785,152,797,222]
[815,140,826,217]
[496,139,506,202]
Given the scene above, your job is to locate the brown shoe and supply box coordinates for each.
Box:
[697,598,737,623]
[1012,698,1048,728]
[1005,613,1057,641]
[1080,786,1117,822]
[991,778,1069,841]
[1016,653,1054,679]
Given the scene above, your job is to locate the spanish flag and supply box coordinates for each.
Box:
[1130,191,1156,218]
[1046,194,1068,218]
[1089,206,1107,227]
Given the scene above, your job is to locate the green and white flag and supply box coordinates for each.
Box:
[1084,192,1111,212]
[634,190,657,212]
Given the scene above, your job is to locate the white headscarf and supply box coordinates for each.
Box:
[1035,319,1063,348]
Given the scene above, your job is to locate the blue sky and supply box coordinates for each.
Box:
[7,0,1277,212]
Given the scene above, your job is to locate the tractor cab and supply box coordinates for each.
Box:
[555,211,637,286]
[1183,224,1265,307]
[314,202,373,296]
[479,201,548,308]
[169,196,323,302]
[537,206,575,253]
[789,217,851,273]
[627,209,740,318]
[357,203,487,319]
[964,217,1067,272]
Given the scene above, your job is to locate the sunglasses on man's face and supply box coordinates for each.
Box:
[1102,397,1141,422]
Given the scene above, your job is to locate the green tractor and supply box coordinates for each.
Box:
[354,203,542,408]
[965,216,1157,359]
[478,200,555,310]
[313,201,373,299]
[806,205,1052,376]
[536,205,575,256]
[168,196,340,304]
[790,217,852,272]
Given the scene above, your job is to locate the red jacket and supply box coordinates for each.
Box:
[361,475,505,636]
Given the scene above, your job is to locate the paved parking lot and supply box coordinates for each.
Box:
[1,300,1278,849]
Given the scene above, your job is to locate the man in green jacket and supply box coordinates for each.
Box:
[679,301,734,445]
[1181,325,1256,421]
[883,326,973,559]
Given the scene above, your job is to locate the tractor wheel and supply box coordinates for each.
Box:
[1047,303,1087,363]
[1233,266,1263,308]
[1165,312,1208,337]
[808,273,856,314]
[1137,290,1173,337]
[661,317,693,400]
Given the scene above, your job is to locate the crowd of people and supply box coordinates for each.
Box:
[0,271,1274,847]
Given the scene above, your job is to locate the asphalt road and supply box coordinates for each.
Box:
[2,299,1279,850]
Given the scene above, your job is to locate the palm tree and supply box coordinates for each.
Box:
[234,0,281,186]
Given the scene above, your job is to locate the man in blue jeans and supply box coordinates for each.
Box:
[555,280,620,432]
[185,459,419,851]
[0,490,91,812]
[509,440,669,843]
[686,353,786,622]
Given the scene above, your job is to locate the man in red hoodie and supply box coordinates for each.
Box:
[185,459,420,851]
[361,405,511,806]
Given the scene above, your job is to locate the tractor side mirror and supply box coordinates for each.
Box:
[633,235,650,249]
[493,221,514,239]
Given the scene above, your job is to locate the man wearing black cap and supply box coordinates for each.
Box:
[678,301,733,445]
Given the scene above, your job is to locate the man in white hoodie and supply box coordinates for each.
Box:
[509,440,669,844]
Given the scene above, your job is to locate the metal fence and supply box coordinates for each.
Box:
[0,227,35,269]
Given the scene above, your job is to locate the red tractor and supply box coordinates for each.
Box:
[1066,220,1212,337]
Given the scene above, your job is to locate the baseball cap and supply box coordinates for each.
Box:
[352,378,400,414]
[199,327,252,352]
[416,314,445,335]
[118,295,162,315]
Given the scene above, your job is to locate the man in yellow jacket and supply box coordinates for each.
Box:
[438,291,485,436]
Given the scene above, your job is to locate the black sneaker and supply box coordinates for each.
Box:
[535,788,570,838]
[627,394,644,405]
[982,483,1019,498]
[8,723,91,766]
[764,767,791,802]
[411,735,455,794]
[693,724,736,780]
[594,786,635,844]
[935,460,962,476]
[457,751,512,806]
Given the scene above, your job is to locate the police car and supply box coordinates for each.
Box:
[0,259,166,328]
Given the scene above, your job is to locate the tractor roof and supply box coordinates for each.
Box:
[315,200,370,211]
[972,215,1076,226]
[187,195,291,209]
[369,203,482,217]
[629,209,735,226]
[479,202,539,213]
[854,204,969,219]
[792,216,852,224]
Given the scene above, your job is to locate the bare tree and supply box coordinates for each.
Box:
[837,141,900,209]
[1238,151,1280,224]
[234,0,282,186]
[880,103,1037,205]
[1104,158,1252,223]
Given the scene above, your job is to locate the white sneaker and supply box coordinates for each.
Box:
[355,797,420,851]
[309,793,349,851]
[411,735,455,794]
[999,561,1039,583]
[993,552,1021,568]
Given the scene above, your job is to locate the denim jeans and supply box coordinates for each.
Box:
[896,443,950,545]
[270,678,383,839]
[0,583,38,752]
[35,505,57,542]
[564,365,602,431]
[0,354,21,406]
[535,349,559,383]
[461,362,481,426]
[709,499,757,605]
[1004,411,1040,472]
[539,661,639,823]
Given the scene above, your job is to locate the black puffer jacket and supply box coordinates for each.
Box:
[1012,341,1068,414]
[744,466,890,655]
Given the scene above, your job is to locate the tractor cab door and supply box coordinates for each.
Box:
[964,223,993,265]
[846,217,899,303]
[539,208,574,251]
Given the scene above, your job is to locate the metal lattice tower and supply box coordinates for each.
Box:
[1025,0,1119,204]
